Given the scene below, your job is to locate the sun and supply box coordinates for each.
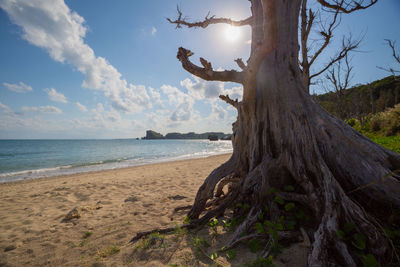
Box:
[224,24,241,43]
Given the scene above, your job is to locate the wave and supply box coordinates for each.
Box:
[0,151,52,157]
[0,141,233,183]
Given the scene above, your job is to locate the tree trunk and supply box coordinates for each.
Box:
[185,0,400,265]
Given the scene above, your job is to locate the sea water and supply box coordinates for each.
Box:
[0,139,232,183]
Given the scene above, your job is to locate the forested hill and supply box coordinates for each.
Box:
[314,75,400,120]
[142,130,231,140]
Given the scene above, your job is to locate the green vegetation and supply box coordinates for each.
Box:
[314,75,400,153]
[208,218,219,236]
[82,231,93,239]
[135,232,166,250]
[364,134,400,153]
[342,104,400,153]
[97,245,120,258]
[225,249,236,260]
[335,222,379,267]
[315,75,400,121]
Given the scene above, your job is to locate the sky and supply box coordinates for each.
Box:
[0,0,399,139]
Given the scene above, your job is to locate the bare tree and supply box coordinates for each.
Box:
[325,54,353,119]
[133,1,400,265]
[300,0,362,93]
[378,39,400,77]
[378,39,400,105]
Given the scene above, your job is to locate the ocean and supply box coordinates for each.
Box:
[0,139,232,183]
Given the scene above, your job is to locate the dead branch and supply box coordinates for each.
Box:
[377,39,400,77]
[386,39,400,64]
[167,6,253,29]
[310,35,360,80]
[219,94,239,109]
[300,0,315,71]
[235,58,247,70]
[300,0,363,92]
[317,0,378,14]
[324,53,353,119]
[308,7,340,68]
[177,47,244,84]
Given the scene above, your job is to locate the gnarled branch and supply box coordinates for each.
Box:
[177,47,244,84]
[317,0,377,14]
[219,94,239,109]
[167,6,253,29]
[235,58,247,70]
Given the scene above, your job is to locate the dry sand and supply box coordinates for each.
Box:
[0,154,307,267]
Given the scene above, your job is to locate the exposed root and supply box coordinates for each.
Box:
[228,207,261,247]
[130,225,190,244]
[182,148,398,266]
[188,157,236,219]
[215,175,240,197]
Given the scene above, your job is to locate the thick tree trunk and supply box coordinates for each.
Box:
[186,0,400,265]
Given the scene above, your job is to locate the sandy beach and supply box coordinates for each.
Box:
[0,154,307,267]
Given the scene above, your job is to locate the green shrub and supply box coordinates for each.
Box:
[370,117,381,132]
[346,118,357,127]
[385,123,400,136]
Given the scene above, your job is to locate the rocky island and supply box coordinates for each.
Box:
[142,130,232,140]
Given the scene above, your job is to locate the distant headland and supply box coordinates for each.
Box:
[142,130,232,140]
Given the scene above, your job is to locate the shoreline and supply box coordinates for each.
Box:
[0,150,232,184]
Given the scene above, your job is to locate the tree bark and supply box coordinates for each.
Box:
[170,0,400,265]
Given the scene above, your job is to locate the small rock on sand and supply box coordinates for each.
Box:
[63,204,103,221]
[4,244,17,252]
[167,195,186,200]
[63,207,81,221]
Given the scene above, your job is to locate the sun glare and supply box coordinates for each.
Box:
[224,25,241,43]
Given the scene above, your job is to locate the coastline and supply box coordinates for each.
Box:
[0,139,233,184]
[0,153,232,186]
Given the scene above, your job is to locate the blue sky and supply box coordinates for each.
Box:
[0,0,399,139]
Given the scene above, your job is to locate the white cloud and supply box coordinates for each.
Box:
[75,102,87,112]
[158,85,196,123]
[3,81,33,93]
[170,102,193,122]
[181,75,226,99]
[151,26,157,36]
[210,103,227,120]
[0,100,12,113]
[0,0,150,113]
[160,85,191,105]
[222,86,243,101]
[148,87,162,105]
[45,88,67,103]
[22,105,62,114]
